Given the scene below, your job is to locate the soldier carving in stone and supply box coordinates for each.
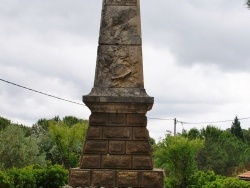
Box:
[66,0,164,187]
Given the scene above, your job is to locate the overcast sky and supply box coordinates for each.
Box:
[0,0,250,140]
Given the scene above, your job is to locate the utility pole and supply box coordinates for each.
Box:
[174,118,177,136]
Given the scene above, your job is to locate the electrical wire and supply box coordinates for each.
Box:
[177,117,250,125]
[0,78,86,106]
[1,78,250,125]
[148,117,174,121]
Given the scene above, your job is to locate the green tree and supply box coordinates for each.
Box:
[0,117,11,131]
[231,116,244,141]
[48,120,88,168]
[196,125,250,176]
[0,126,46,170]
[154,135,204,188]
[247,0,250,9]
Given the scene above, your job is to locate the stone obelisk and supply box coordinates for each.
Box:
[68,0,164,187]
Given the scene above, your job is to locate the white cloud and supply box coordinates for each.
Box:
[0,0,250,141]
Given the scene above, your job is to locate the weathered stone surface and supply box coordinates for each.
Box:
[83,101,153,114]
[89,113,109,125]
[86,126,102,139]
[109,141,125,154]
[133,155,153,170]
[103,127,131,139]
[117,171,139,187]
[110,113,125,125]
[127,113,147,126]
[67,0,165,187]
[99,5,141,45]
[126,141,151,154]
[142,171,164,188]
[105,0,137,6]
[84,141,108,154]
[94,45,143,88]
[69,169,90,187]
[102,155,131,168]
[133,127,149,140]
[80,155,101,169]
[92,170,115,187]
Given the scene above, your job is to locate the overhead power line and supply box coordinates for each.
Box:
[1,78,250,126]
[177,117,250,125]
[0,78,85,106]
[148,117,174,121]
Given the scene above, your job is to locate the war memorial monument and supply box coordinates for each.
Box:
[66,0,164,187]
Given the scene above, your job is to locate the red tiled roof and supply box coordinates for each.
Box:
[238,171,250,179]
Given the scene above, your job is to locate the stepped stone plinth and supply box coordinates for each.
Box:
[67,0,164,187]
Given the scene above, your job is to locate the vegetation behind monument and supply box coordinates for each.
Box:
[1,116,250,187]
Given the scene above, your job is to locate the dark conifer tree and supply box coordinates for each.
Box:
[231,116,244,141]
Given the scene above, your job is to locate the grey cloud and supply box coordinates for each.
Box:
[141,0,250,71]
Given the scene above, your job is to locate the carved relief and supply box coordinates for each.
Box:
[99,6,141,44]
[95,45,143,88]
[105,0,137,6]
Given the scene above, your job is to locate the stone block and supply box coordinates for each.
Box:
[102,155,131,169]
[89,113,109,125]
[69,169,90,187]
[91,170,115,187]
[86,126,102,139]
[117,171,139,187]
[133,127,149,140]
[133,155,153,170]
[103,127,132,139]
[126,141,151,154]
[110,113,126,125]
[105,0,137,6]
[141,171,164,188]
[84,140,108,154]
[109,141,125,154]
[80,155,101,169]
[127,113,147,126]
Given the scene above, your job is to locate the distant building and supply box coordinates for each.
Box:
[238,171,250,181]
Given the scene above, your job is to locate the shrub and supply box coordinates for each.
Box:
[35,164,68,188]
[0,170,13,188]
[8,166,36,188]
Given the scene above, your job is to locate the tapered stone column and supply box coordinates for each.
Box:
[68,0,164,187]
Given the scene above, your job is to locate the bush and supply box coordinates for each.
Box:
[0,170,13,188]
[0,165,68,188]
[188,171,250,188]
[36,164,68,188]
[8,166,38,188]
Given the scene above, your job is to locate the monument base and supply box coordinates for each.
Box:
[68,168,164,188]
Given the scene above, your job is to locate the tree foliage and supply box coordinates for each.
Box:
[195,125,250,176]
[48,120,88,168]
[154,135,204,188]
[0,164,68,188]
[0,125,46,170]
[231,116,244,141]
